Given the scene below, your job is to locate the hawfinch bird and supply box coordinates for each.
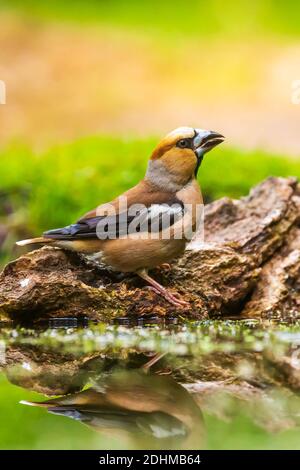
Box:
[17,127,224,307]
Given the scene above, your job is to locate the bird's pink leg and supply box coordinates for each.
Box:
[137,269,189,308]
[142,352,167,372]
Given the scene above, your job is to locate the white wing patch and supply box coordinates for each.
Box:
[128,203,184,233]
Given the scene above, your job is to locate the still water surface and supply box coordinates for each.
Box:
[1,319,300,449]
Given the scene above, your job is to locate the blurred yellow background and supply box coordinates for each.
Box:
[0,0,300,154]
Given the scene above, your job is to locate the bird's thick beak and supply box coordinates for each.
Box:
[193,129,225,158]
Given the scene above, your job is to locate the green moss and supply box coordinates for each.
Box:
[1,319,298,357]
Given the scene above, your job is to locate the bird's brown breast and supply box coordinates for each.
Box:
[101,236,186,273]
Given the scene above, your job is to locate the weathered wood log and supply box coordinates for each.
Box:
[0,176,299,322]
[242,226,300,319]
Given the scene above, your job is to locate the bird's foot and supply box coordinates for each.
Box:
[164,290,189,308]
[146,286,189,308]
[137,268,189,309]
[159,263,171,271]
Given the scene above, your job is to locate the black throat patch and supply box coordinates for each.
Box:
[194,155,203,177]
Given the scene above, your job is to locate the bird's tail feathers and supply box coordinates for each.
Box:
[20,400,52,408]
[16,237,54,247]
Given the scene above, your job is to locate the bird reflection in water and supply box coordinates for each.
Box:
[21,368,205,449]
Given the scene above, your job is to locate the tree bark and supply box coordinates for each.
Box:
[0,176,299,322]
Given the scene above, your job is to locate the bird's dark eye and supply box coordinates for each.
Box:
[177,139,189,149]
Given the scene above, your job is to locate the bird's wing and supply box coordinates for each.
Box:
[36,405,187,438]
[77,179,178,221]
[43,201,184,240]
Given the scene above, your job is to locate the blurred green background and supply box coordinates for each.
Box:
[0,0,300,449]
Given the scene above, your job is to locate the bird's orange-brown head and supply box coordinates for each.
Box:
[146,127,224,190]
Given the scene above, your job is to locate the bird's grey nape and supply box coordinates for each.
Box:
[145,160,184,192]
